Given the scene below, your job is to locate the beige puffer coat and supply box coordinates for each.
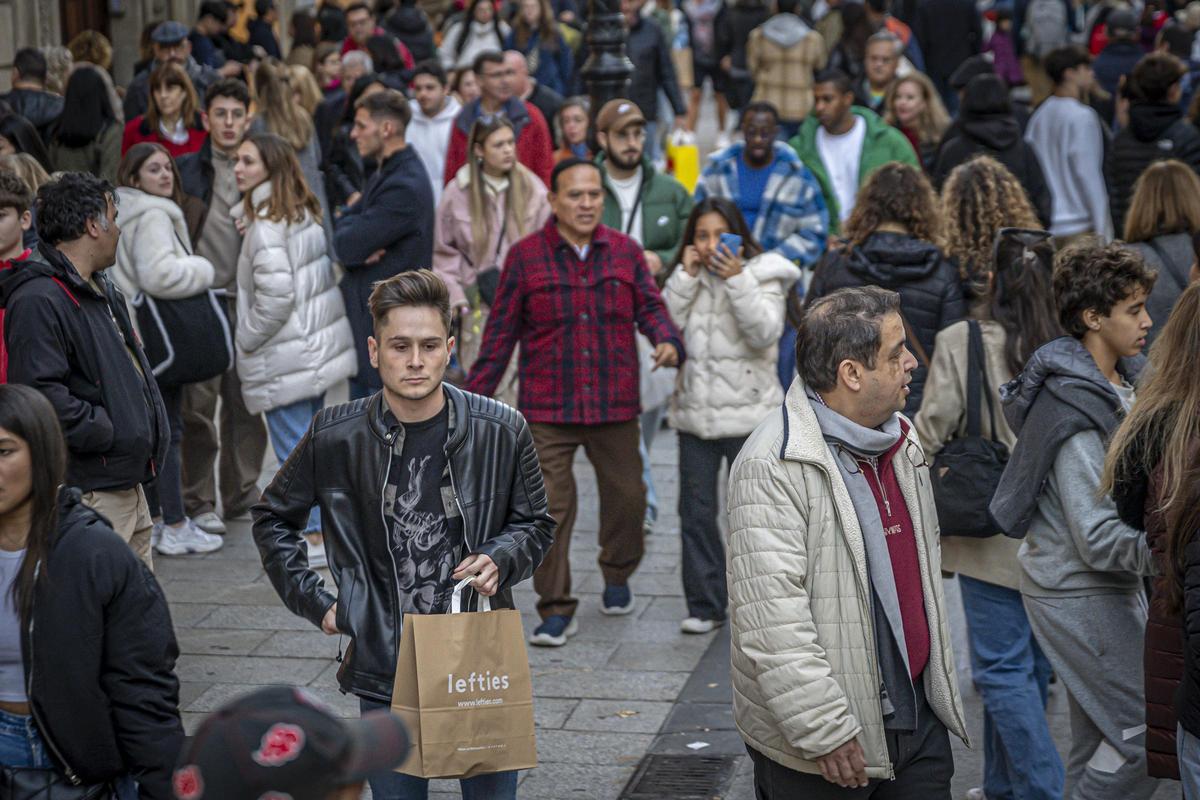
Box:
[233,182,357,415]
[663,252,800,439]
[727,377,969,778]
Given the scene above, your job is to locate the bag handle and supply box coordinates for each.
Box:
[898,309,929,368]
[965,320,999,441]
[450,577,492,614]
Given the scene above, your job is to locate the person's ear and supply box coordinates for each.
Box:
[19,210,31,232]
[200,110,212,133]
[596,130,609,152]
[368,335,380,368]
[1082,307,1103,332]
[837,359,863,392]
[447,335,456,362]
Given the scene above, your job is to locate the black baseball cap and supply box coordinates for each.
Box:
[172,687,410,800]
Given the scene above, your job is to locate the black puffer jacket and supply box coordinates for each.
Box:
[0,244,169,492]
[385,6,437,64]
[1105,104,1200,236]
[25,488,183,799]
[253,385,555,702]
[808,231,966,414]
[932,99,1052,227]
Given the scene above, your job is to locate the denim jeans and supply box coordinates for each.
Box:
[0,708,51,768]
[1179,723,1200,800]
[959,576,1064,800]
[639,404,666,525]
[265,394,324,533]
[358,699,518,799]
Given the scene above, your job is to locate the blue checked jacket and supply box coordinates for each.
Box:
[694,141,829,268]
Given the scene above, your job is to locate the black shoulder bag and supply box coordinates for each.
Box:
[930,320,1010,538]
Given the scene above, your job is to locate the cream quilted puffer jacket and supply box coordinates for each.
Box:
[727,377,969,778]
[663,251,800,439]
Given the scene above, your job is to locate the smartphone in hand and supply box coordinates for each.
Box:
[718,233,742,258]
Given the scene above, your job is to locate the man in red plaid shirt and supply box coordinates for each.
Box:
[465,158,684,647]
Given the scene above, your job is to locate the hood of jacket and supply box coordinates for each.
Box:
[0,243,101,309]
[1128,102,1184,143]
[385,6,429,34]
[454,96,531,136]
[409,94,461,127]
[999,335,1145,435]
[759,12,811,48]
[960,111,1021,150]
[842,231,945,286]
[114,186,187,229]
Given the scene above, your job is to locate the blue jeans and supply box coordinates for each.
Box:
[639,404,666,525]
[0,708,50,768]
[265,394,324,533]
[1179,723,1200,800]
[358,699,518,799]
[959,575,1064,800]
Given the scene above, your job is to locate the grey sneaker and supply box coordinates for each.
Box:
[193,511,227,535]
[155,520,224,556]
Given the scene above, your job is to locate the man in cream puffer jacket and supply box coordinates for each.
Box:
[728,286,967,797]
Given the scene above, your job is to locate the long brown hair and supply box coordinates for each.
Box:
[1122,159,1200,243]
[941,156,1040,288]
[288,64,325,116]
[1101,282,1200,611]
[883,73,950,146]
[466,116,538,267]
[146,62,199,132]
[513,0,561,51]
[253,58,316,151]
[841,162,944,249]
[117,141,187,208]
[0,384,67,620]
[241,131,323,224]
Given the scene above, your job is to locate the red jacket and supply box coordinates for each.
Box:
[464,220,684,425]
[341,30,415,69]
[121,117,207,160]
[443,98,554,188]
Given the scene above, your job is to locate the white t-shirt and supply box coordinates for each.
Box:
[608,167,644,243]
[816,116,867,222]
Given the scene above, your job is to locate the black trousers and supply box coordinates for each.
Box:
[747,681,954,800]
[678,432,747,621]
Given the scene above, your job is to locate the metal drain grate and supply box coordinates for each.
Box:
[620,754,739,799]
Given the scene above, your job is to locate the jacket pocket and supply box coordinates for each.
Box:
[336,567,356,636]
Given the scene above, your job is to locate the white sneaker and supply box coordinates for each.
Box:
[193,511,227,535]
[965,789,986,800]
[155,520,224,555]
[715,132,732,150]
[680,617,724,634]
[151,522,164,548]
[306,538,328,569]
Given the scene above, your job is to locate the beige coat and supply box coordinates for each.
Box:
[747,17,827,123]
[913,319,1023,590]
[663,252,799,439]
[727,377,968,778]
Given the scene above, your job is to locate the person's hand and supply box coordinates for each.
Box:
[365,249,387,265]
[652,342,679,370]
[234,214,248,235]
[321,604,339,635]
[452,553,500,596]
[720,55,733,72]
[709,243,744,280]
[345,192,362,208]
[219,60,244,78]
[815,739,868,788]
[673,115,688,132]
[643,250,664,276]
[681,245,703,277]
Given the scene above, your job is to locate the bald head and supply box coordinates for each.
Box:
[504,50,530,95]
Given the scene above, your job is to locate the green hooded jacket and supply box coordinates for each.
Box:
[596,153,694,268]
[788,106,919,232]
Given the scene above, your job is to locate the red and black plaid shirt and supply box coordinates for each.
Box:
[465,220,684,425]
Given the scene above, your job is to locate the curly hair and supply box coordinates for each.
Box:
[34,172,114,246]
[841,162,943,249]
[941,155,1040,288]
[1053,242,1157,338]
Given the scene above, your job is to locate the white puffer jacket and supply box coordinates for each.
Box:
[112,186,215,308]
[233,183,357,415]
[727,378,968,778]
[663,252,799,438]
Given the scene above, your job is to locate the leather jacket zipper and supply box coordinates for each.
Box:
[379,431,402,651]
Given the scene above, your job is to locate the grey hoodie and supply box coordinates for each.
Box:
[990,337,1153,596]
[760,12,812,48]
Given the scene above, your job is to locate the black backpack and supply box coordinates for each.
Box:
[930,320,1009,538]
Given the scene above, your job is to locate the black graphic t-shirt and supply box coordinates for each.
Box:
[386,404,463,615]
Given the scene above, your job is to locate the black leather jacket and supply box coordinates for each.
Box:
[252,384,555,701]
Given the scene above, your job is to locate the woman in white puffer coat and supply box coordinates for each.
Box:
[662,196,800,635]
[114,142,223,557]
[232,131,356,565]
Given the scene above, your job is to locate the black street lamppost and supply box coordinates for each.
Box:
[581,0,634,147]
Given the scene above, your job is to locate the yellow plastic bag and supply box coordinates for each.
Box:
[667,129,700,194]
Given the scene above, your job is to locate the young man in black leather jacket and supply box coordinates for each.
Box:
[252,269,554,800]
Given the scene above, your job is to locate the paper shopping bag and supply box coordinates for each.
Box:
[391,580,537,779]
[667,129,700,194]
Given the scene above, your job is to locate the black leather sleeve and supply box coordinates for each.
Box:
[252,422,337,628]
[473,416,555,592]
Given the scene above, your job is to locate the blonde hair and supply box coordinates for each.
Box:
[288,64,325,116]
[253,58,316,152]
[241,132,323,225]
[941,155,1041,286]
[1122,159,1200,243]
[0,153,51,194]
[884,72,951,145]
[466,117,538,268]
